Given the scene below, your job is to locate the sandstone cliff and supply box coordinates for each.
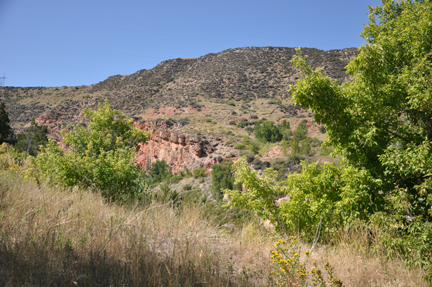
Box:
[135,120,218,173]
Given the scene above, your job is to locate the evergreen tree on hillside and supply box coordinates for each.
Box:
[0,102,14,144]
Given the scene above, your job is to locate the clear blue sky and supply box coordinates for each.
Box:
[0,0,382,87]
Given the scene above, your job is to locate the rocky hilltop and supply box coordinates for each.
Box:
[0,46,357,127]
[0,46,358,173]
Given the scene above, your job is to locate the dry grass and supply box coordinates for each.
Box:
[0,170,272,286]
[0,169,428,286]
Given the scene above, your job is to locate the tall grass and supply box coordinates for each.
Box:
[0,168,428,286]
[0,170,272,286]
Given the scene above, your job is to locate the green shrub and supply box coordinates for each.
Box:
[244,127,254,134]
[193,167,206,178]
[15,119,49,156]
[292,121,308,142]
[211,161,241,201]
[182,188,206,205]
[155,182,179,204]
[0,102,14,144]
[183,184,192,191]
[246,155,255,163]
[233,143,246,150]
[255,120,282,143]
[148,160,172,185]
[33,100,150,202]
[170,174,184,183]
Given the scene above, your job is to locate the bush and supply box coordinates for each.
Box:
[0,101,14,144]
[155,182,180,204]
[233,143,246,150]
[148,160,172,185]
[236,119,249,128]
[182,188,206,205]
[255,120,292,143]
[33,100,150,202]
[15,118,49,156]
[252,158,270,170]
[193,167,206,178]
[183,184,192,191]
[211,161,241,201]
[292,121,308,142]
[244,127,254,134]
[319,125,326,133]
[255,120,282,143]
[246,154,255,163]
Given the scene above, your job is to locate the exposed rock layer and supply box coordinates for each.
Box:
[134,120,217,173]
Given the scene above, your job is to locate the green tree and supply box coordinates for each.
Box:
[148,160,172,185]
[33,100,150,202]
[292,121,308,142]
[290,0,432,220]
[254,120,282,143]
[290,137,300,155]
[225,0,432,279]
[0,102,14,144]
[15,118,49,156]
[211,161,241,201]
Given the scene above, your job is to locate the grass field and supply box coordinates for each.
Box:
[0,167,427,286]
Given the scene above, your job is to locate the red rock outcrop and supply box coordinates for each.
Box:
[35,114,61,125]
[36,113,220,174]
[134,120,217,173]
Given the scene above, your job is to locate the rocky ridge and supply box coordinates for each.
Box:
[1,46,358,173]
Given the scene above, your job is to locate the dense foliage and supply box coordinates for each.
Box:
[211,161,241,201]
[225,0,432,280]
[254,120,291,143]
[32,100,150,202]
[0,101,14,144]
[147,160,172,185]
[15,118,49,156]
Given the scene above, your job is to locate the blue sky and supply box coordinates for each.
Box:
[0,0,382,87]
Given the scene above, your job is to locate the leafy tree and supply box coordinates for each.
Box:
[290,0,432,221]
[15,118,48,156]
[292,121,308,142]
[211,161,241,201]
[33,100,150,202]
[280,120,292,140]
[225,0,432,279]
[290,137,300,155]
[0,102,14,144]
[254,120,282,143]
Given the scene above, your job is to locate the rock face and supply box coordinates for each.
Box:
[135,120,217,173]
[35,113,222,174]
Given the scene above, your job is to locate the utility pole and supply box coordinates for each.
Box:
[0,74,5,87]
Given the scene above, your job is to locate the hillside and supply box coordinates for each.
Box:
[0,46,357,176]
[0,46,357,128]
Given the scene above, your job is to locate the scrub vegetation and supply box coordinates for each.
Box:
[0,1,431,286]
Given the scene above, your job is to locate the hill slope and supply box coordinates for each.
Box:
[0,46,357,128]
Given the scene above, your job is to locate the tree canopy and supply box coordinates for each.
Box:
[225,0,432,279]
[290,0,432,220]
[33,100,150,201]
[0,102,14,144]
